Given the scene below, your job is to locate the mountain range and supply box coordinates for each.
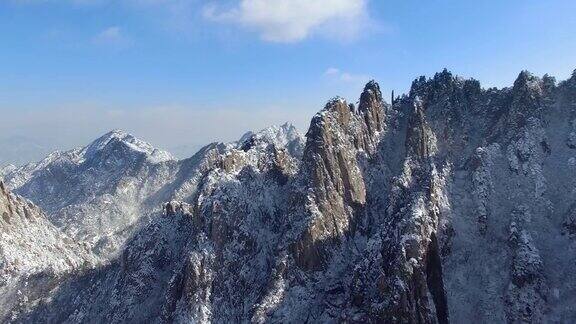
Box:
[1,69,576,323]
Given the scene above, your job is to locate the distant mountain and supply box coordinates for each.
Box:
[3,70,576,323]
[2,125,304,261]
[0,135,52,167]
[2,129,179,259]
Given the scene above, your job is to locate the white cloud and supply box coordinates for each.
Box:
[92,26,132,48]
[204,0,370,43]
[13,0,377,42]
[324,67,370,83]
[324,67,340,76]
[10,0,105,5]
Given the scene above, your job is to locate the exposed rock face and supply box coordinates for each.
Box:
[3,69,576,323]
[291,82,388,272]
[0,181,92,322]
[293,97,368,270]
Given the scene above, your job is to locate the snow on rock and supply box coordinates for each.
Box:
[1,126,305,263]
[506,207,549,323]
[471,144,501,234]
[0,181,93,322]
[0,164,16,179]
[4,70,576,323]
[1,130,179,260]
[81,129,174,164]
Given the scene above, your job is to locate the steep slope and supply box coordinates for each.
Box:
[0,181,92,322]
[416,70,576,323]
[5,69,576,323]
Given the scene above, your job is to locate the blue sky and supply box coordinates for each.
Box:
[1,0,575,163]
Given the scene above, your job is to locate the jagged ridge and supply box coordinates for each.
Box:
[2,69,576,323]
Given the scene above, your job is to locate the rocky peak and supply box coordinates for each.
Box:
[303,97,362,194]
[277,122,301,141]
[359,80,385,135]
[322,97,352,126]
[405,97,435,160]
[359,80,383,108]
[0,130,181,263]
[407,69,482,119]
[506,71,546,131]
[512,71,543,96]
[302,84,386,192]
[293,83,385,270]
[562,69,576,89]
[291,96,370,270]
[542,73,556,88]
[305,82,387,158]
[84,129,130,154]
[409,69,455,98]
[304,99,352,157]
[430,68,458,94]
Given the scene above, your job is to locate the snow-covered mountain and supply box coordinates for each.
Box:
[2,129,181,259]
[2,69,576,323]
[0,181,93,322]
[2,124,304,261]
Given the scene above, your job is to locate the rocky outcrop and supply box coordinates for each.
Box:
[292,85,387,270]
[0,181,91,277]
[470,144,501,235]
[373,95,449,323]
[0,181,92,322]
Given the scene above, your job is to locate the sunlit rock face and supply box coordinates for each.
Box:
[3,69,576,323]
